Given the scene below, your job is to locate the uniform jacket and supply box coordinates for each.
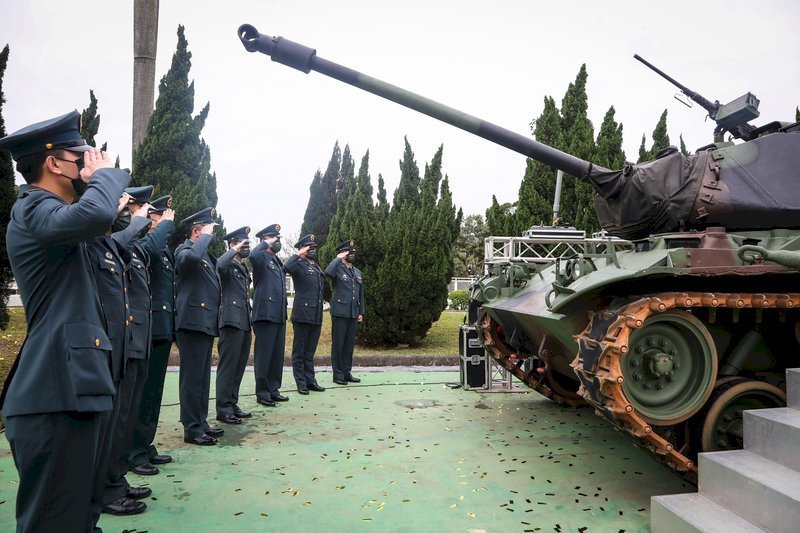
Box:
[147,220,176,342]
[250,241,287,323]
[2,168,130,416]
[175,234,221,336]
[217,248,252,331]
[285,254,324,325]
[87,235,131,383]
[325,257,365,319]
[113,216,154,360]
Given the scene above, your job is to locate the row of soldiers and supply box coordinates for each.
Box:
[0,111,365,531]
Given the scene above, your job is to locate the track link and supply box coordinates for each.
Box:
[572,291,800,473]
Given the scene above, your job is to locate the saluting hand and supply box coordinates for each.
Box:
[161,208,175,222]
[298,245,310,258]
[117,193,132,214]
[337,250,349,260]
[233,240,246,252]
[134,203,152,218]
[200,223,218,235]
[80,149,112,180]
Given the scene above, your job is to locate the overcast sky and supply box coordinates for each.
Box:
[2,0,799,240]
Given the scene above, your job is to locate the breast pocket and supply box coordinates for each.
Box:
[65,322,115,397]
[94,259,121,294]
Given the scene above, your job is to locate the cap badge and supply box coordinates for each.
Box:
[166,197,173,207]
[105,252,113,260]
[310,235,315,242]
[275,224,281,231]
[350,240,354,247]
[210,208,216,217]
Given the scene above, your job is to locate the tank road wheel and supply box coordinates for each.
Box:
[700,378,786,452]
[621,310,717,426]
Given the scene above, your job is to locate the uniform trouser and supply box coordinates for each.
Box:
[331,316,358,381]
[5,411,103,533]
[90,380,122,526]
[291,321,322,389]
[104,357,148,504]
[216,326,252,417]
[129,339,172,467]
[253,320,286,401]
[177,330,214,439]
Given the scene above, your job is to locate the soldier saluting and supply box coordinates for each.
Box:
[326,239,365,385]
[285,234,326,395]
[175,207,225,445]
[0,111,130,531]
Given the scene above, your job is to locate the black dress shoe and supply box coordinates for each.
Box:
[308,383,326,392]
[233,409,252,418]
[345,376,361,383]
[333,378,348,385]
[298,388,309,395]
[205,426,225,437]
[126,486,152,500]
[216,414,242,425]
[257,398,277,407]
[102,496,147,515]
[184,434,218,446]
[131,463,159,476]
[150,454,172,465]
[271,394,289,402]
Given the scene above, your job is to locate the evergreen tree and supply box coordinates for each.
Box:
[514,95,563,233]
[0,44,15,329]
[485,195,515,236]
[796,106,799,122]
[454,214,488,276]
[638,109,671,162]
[132,26,225,252]
[300,141,341,250]
[375,174,390,223]
[679,134,690,156]
[637,133,648,163]
[80,90,100,147]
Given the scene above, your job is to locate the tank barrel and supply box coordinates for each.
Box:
[238,24,604,180]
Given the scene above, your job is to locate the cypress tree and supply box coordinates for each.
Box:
[637,133,648,163]
[485,195,515,236]
[638,109,671,162]
[795,106,799,122]
[80,90,100,148]
[300,141,341,250]
[132,25,225,252]
[0,44,15,329]
[679,134,690,156]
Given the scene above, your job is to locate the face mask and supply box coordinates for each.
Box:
[71,176,88,198]
[346,253,356,263]
[112,209,131,232]
[239,244,251,259]
[270,241,282,253]
[307,249,318,260]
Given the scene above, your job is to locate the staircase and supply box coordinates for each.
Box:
[651,369,800,532]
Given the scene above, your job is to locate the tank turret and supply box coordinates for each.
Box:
[238,24,800,241]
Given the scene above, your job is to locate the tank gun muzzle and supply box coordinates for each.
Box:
[238,24,316,74]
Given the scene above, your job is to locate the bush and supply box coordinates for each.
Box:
[448,289,469,310]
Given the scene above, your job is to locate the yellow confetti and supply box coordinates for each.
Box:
[450,504,457,509]
[468,512,477,518]
[459,495,464,500]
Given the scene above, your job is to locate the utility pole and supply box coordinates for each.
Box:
[132,0,159,153]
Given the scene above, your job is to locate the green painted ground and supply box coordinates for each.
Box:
[0,371,690,532]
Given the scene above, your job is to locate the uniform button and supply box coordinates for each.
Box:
[125,303,129,309]
[94,338,100,347]
[110,267,116,273]
[200,303,205,307]
[233,300,237,304]
[125,320,129,326]
[124,288,128,292]
[162,305,167,310]
[130,315,134,321]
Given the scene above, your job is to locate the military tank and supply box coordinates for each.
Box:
[238,24,800,474]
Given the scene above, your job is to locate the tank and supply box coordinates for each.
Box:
[238,24,800,474]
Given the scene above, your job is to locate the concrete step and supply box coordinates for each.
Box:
[651,493,763,533]
[788,368,800,409]
[700,450,800,532]
[744,407,800,471]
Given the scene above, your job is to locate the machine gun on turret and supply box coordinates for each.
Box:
[634,54,760,142]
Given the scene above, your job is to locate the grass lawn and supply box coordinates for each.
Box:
[0,308,466,384]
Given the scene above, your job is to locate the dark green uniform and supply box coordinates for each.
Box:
[129,218,176,468]
[175,232,221,440]
[2,163,129,531]
[285,252,324,390]
[216,245,252,418]
[326,253,365,383]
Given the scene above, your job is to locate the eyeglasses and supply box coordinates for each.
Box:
[53,155,85,172]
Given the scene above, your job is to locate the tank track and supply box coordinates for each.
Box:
[572,291,800,473]
[477,313,583,407]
